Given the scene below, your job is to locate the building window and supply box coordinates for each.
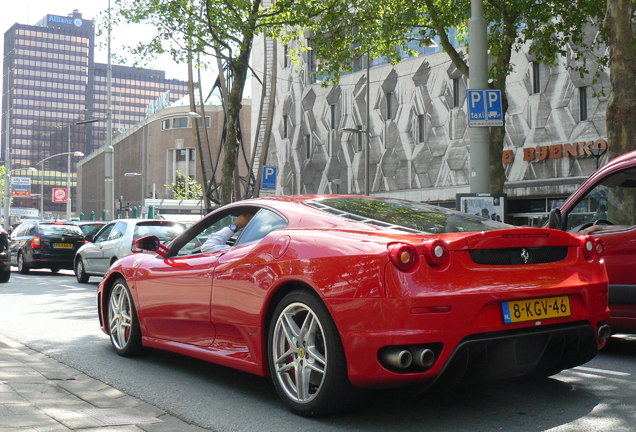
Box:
[386,92,393,119]
[579,87,588,121]
[195,116,211,128]
[283,115,288,139]
[330,104,336,130]
[452,78,460,108]
[307,39,317,84]
[417,114,425,144]
[173,117,188,128]
[162,119,170,130]
[305,134,311,159]
[532,62,541,94]
[284,45,288,68]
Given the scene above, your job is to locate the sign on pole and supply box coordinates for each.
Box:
[467,89,503,127]
[11,177,31,197]
[52,188,68,203]
[261,166,277,190]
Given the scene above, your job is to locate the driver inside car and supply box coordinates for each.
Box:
[200,212,254,253]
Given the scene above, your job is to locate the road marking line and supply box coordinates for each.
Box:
[574,366,630,376]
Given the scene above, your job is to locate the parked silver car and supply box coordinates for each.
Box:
[74,219,185,283]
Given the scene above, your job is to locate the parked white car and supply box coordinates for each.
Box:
[74,219,185,283]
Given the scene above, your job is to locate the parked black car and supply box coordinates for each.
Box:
[0,227,10,282]
[9,221,84,274]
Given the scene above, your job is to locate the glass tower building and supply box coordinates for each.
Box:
[1,10,188,217]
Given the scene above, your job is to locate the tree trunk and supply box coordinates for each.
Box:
[220,53,251,205]
[603,0,636,158]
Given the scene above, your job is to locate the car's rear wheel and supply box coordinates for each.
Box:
[268,290,356,416]
[75,258,89,283]
[107,278,145,356]
[17,252,29,274]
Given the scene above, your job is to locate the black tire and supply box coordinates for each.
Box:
[0,270,10,282]
[107,278,146,356]
[49,267,60,274]
[17,252,29,275]
[75,258,89,283]
[267,290,358,416]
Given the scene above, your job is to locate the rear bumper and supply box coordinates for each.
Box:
[28,252,75,269]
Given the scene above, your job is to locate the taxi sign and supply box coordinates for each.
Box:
[467,89,503,127]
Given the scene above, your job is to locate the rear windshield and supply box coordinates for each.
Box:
[133,222,185,241]
[40,224,83,237]
[307,197,511,234]
[77,223,105,237]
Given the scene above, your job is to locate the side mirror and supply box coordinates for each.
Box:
[547,208,563,230]
[134,235,168,258]
[84,234,94,243]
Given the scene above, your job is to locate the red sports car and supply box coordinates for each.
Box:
[97,195,610,416]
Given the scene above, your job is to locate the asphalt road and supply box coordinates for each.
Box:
[1,269,635,432]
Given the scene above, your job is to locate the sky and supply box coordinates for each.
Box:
[0,0,189,87]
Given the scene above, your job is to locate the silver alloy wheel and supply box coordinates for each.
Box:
[108,282,134,350]
[271,302,327,404]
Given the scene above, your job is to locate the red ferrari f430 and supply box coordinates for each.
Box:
[97,196,610,416]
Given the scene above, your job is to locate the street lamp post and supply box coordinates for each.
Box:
[37,151,84,218]
[66,119,99,220]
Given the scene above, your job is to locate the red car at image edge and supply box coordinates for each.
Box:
[97,195,610,416]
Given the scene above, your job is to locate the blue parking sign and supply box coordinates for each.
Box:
[261,166,277,190]
[467,89,503,127]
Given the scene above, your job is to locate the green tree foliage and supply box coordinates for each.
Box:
[165,170,203,200]
[112,0,335,204]
[278,0,624,193]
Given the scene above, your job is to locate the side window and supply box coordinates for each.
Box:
[11,224,25,237]
[94,224,115,243]
[175,215,233,256]
[565,167,636,230]
[235,209,287,246]
[26,224,37,236]
[108,222,127,240]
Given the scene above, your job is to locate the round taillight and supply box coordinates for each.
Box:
[388,243,419,272]
[594,238,605,258]
[423,239,449,267]
[581,236,595,261]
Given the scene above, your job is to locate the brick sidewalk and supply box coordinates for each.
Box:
[0,334,208,431]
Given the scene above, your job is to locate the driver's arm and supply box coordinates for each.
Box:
[580,224,629,235]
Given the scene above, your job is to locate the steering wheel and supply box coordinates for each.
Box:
[593,219,614,226]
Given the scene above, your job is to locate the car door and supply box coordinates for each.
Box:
[81,222,115,273]
[134,220,225,347]
[8,223,27,266]
[94,221,128,273]
[561,166,636,317]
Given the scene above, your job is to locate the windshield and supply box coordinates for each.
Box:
[308,197,511,234]
[40,224,83,237]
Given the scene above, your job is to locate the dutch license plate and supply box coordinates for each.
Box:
[54,243,73,248]
[501,296,571,324]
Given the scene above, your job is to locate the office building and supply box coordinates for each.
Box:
[1,9,188,219]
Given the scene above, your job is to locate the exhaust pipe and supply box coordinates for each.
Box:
[411,347,435,369]
[380,349,413,369]
[597,324,611,342]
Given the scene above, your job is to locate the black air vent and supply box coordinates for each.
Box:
[470,247,568,265]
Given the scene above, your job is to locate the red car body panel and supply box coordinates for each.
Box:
[98,195,609,390]
[550,150,636,332]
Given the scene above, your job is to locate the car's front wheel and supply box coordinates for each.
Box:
[75,258,89,283]
[0,270,10,282]
[107,278,145,356]
[17,252,29,274]
[267,290,357,416]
